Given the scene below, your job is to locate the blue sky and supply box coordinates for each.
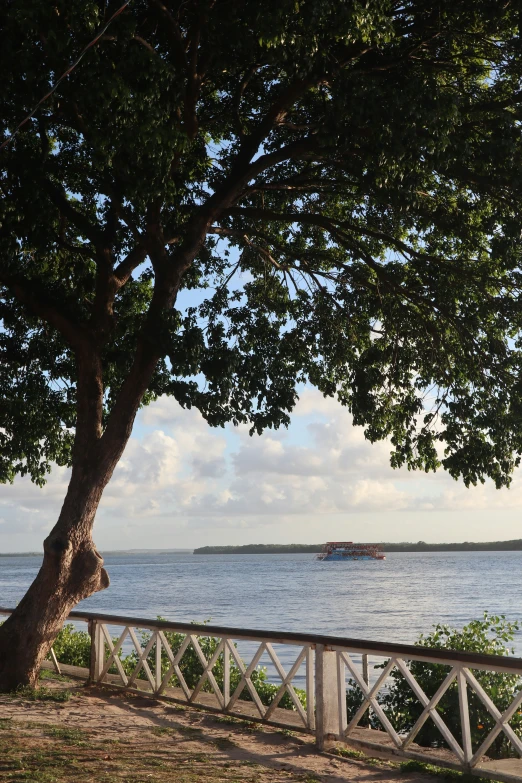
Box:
[1,385,522,553]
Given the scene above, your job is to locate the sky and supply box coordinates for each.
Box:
[1,386,522,553]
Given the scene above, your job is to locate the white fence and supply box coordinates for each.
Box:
[2,607,522,782]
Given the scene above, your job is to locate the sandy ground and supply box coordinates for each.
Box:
[0,673,439,783]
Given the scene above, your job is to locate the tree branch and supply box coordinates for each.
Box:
[91,38,429,461]
[74,348,104,457]
[209,226,288,271]
[0,271,86,350]
[233,64,260,137]
[225,206,438,262]
[220,207,488,354]
[204,138,319,225]
[242,137,320,182]
[113,243,148,286]
[42,179,104,247]
[133,35,157,55]
[148,0,187,69]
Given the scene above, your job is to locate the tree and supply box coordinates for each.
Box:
[1,0,522,690]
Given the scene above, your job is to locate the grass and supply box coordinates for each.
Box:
[331,746,503,781]
[14,685,72,702]
[213,737,239,750]
[151,726,177,736]
[244,721,265,733]
[278,728,298,738]
[331,745,392,767]
[0,722,278,783]
[43,725,87,745]
[39,669,71,683]
[332,746,367,760]
[215,716,243,726]
[1,718,505,783]
[399,760,495,783]
[1,681,508,783]
[329,750,501,782]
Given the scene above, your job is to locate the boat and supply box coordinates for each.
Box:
[316,541,386,561]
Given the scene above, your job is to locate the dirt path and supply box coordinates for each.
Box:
[0,673,439,783]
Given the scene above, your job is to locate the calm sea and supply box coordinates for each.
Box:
[1,551,521,652]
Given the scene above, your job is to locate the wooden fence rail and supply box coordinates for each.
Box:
[1,607,522,782]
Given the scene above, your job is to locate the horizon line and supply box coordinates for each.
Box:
[2,537,522,556]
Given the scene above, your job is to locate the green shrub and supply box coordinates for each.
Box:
[349,613,522,759]
[46,617,305,712]
[16,685,72,702]
[122,620,306,711]
[51,623,91,668]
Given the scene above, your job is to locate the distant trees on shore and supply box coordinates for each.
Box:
[194,540,522,555]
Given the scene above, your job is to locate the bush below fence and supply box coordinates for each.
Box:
[345,613,522,760]
[47,613,522,760]
[51,618,308,712]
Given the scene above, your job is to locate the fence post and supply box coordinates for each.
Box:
[315,644,340,750]
[88,620,104,684]
[458,668,472,769]
[362,653,370,728]
[223,641,230,709]
[155,633,162,694]
[306,646,315,731]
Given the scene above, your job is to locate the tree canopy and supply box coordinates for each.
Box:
[2,0,522,491]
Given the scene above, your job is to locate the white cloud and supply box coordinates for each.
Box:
[1,388,522,550]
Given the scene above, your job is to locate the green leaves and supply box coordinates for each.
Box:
[2,0,522,488]
[375,614,522,759]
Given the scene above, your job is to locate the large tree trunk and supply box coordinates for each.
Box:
[0,460,111,691]
[0,345,160,691]
[0,225,203,692]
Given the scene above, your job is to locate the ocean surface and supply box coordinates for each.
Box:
[2,551,521,682]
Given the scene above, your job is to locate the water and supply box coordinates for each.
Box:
[2,551,521,682]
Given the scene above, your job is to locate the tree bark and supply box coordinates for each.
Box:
[0,456,113,691]
[0,165,257,690]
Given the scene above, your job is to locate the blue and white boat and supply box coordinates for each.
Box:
[317,541,386,561]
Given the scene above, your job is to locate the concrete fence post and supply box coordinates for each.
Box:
[315,644,341,750]
[362,653,371,728]
[88,620,104,683]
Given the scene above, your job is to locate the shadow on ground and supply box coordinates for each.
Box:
[0,673,439,783]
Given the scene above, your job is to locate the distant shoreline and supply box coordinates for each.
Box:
[193,540,522,554]
[3,541,522,557]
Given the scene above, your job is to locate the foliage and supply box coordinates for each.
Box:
[21,614,522,749]
[197,541,522,554]
[399,760,491,783]
[47,619,306,711]
[50,624,92,668]
[1,1,522,492]
[39,670,71,682]
[348,613,522,759]
[194,545,323,555]
[14,685,72,702]
[122,622,307,711]
[43,726,86,745]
